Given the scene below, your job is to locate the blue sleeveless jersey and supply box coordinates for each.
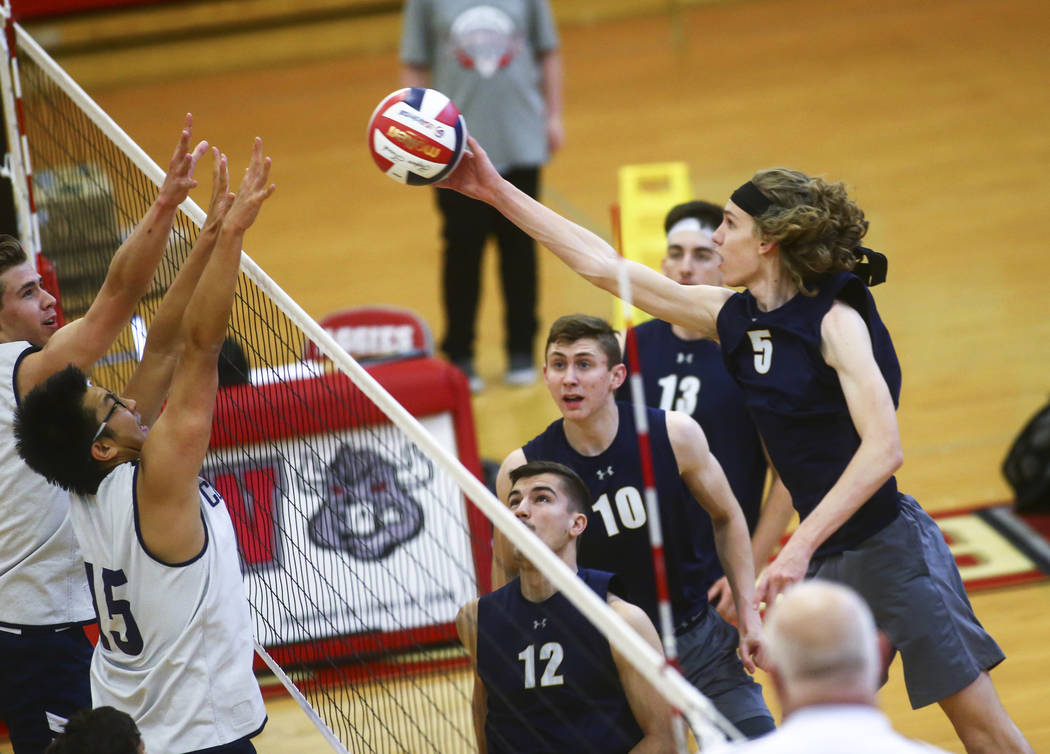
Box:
[618,318,767,532]
[716,271,903,556]
[477,568,643,754]
[522,403,714,626]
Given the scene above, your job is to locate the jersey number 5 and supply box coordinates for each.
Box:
[518,642,565,689]
[747,329,773,374]
[85,562,145,655]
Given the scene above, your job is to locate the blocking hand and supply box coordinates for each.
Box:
[225,137,275,233]
[158,113,209,209]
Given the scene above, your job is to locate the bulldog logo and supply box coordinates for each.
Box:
[308,443,427,560]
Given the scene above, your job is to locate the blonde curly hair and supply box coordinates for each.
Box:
[749,168,868,295]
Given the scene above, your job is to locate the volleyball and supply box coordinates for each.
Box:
[366,87,467,186]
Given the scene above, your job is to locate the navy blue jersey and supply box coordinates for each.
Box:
[618,318,767,532]
[477,569,643,754]
[522,403,714,627]
[716,271,903,556]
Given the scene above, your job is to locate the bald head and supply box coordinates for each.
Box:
[764,580,880,709]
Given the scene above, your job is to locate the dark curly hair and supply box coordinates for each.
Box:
[663,200,723,235]
[749,168,869,294]
[15,364,111,496]
[544,314,622,368]
[46,706,142,754]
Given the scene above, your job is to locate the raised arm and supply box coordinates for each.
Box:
[754,301,902,607]
[666,411,765,672]
[20,116,208,392]
[440,137,730,338]
[136,138,274,563]
[606,596,674,753]
[123,149,233,424]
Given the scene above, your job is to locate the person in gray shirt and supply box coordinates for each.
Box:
[400,0,563,391]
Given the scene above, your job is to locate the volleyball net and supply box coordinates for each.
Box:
[1,13,734,752]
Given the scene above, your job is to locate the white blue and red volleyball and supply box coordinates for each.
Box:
[366,88,467,186]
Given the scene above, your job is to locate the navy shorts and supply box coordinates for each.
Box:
[677,609,773,733]
[0,626,93,752]
[809,494,1005,709]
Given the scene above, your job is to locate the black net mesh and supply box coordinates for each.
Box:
[17,39,484,754]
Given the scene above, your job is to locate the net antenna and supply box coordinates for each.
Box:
[611,202,743,747]
[2,9,738,750]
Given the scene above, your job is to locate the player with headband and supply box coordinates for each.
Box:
[440,143,1032,753]
[615,200,794,627]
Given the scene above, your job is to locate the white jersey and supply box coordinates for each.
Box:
[72,462,267,752]
[0,340,93,627]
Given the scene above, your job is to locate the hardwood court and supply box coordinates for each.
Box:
[10,0,1049,751]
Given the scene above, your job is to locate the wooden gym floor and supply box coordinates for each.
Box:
[9,0,1050,751]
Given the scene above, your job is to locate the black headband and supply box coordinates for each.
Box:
[854,246,888,286]
[730,181,774,217]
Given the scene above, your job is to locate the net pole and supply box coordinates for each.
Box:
[611,203,740,747]
[253,641,349,754]
[0,2,38,258]
[610,203,689,753]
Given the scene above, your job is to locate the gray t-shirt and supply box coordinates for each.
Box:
[400,0,559,173]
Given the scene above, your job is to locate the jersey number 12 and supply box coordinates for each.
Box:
[518,642,565,689]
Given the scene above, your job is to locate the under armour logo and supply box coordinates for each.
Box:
[676,352,693,364]
[533,618,547,629]
[596,466,614,480]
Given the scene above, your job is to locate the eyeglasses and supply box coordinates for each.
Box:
[92,392,127,443]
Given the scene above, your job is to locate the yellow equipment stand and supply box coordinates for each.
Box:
[613,162,692,329]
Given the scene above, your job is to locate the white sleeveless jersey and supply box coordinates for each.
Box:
[72,462,267,752]
[0,340,94,627]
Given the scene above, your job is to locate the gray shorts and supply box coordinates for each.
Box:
[677,608,772,728]
[809,494,1005,709]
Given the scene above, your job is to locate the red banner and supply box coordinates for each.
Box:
[14,0,181,21]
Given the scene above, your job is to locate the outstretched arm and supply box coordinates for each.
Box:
[667,411,766,672]
[20,115,208,393]
[754,301,902,607]
[137,138,274,564]
[440,137,730,337]
[124,148,233,425]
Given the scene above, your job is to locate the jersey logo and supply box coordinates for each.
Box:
[596,466,614,480]
[205,456,284,572]
[675,352,693,364]
[308,443,427,561]
[533,618,547,630]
